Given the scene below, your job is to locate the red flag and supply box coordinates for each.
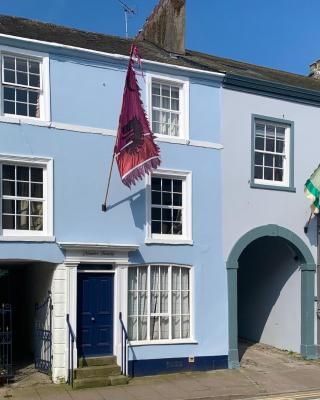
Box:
[114,45,161,188]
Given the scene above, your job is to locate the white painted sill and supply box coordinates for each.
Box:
[0,235,55,242]
[145,238,193,245]
[129,339,198,346]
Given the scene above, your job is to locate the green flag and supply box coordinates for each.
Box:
[305,165,320,213]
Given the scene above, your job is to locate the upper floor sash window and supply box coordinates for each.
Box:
[0,47,50,121]
[252,116,294,191]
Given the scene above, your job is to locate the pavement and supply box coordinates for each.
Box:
[2,342,320,399]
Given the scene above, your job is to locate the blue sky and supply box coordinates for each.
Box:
[0,0,318,76]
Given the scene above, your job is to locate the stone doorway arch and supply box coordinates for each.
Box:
[227,224,316,368]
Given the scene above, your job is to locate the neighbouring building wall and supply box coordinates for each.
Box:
[222,88,319,262]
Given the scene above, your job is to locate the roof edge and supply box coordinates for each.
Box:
[223,74,320,107]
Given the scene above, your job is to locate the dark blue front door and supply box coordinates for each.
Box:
[77,273,114,357]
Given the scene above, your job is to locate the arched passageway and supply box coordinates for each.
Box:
[227,225,316,368]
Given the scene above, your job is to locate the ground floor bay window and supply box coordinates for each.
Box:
[128,265,191,343]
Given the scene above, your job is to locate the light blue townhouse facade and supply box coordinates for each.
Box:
[0,12,229,384]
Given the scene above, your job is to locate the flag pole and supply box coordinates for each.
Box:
[101,153,115,212]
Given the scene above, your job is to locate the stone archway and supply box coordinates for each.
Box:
[226,224,316,368]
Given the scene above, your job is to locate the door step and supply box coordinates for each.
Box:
[78,356,116,367]
[73,356,128,389]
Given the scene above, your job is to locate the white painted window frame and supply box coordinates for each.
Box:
[146,72,189,140]
[127,263,196,346]
[253,119,291,188]
[0,154,53,240]
[0,45,50,122]
[145,168,193,245]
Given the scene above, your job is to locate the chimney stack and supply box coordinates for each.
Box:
[309,60,320,79]
[137,0,185,55]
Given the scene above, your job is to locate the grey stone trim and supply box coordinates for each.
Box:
[226,224,317,367]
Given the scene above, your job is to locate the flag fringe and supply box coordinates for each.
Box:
[122,157,161,187]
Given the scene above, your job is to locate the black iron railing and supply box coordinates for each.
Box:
[66,314,76,386]
[0,304,13,380]
[34,291,53,375]
[119,312,129,376]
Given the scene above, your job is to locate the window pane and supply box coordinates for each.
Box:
[29,91,39,105]
[128,267,137,290]
[182,316,190,338]
[160,292,168,313]
[31,183,43,198]
[16,89,28,103]
[162,96,170,109]
[150,316,159,340]
[17,166,29,181]
[255,137,264,151]
[4,69,15,83]
[265,154,273,167]
[160,317,169,339]
[152,109,160,121]
[162,192,172,206]
[152,83,160,95]
[160,267,168,290]
[3,56,15,70]
[138,317,147,340]
[266,124,275,138]
[4,101,15,115]
[2,199,14,214]
[162,221,172,234]
[181,269,189,290]
[255,152,263,166]
[151,267,159,291]
[151,191,161,205]
[162,179,171,192]
[172,223,182,234]
[16,215,29,230]
[17,200,29,215]
[2,214,15,229]
[173,193,182,206]
[172,291,180,314]
[138,292,148,315]
[30,216,43,230]
[17,72,28,86]
[162,209,172,221]
[151,177,161,191]
[3,87,15,101]
[17,182,29,197]
[171,98,179,111]
[181,291,189,314]
[151,292,159,313]
[162,85,170,97]
[29,105,37,117]
[274,155,283,168]
[3,165,15,180]
[172,267,180,290]
[172,180,182,193]
[171,87,179,99]
[138,267,148,290]
[254,166,263,179]
[151,221,161,234]
[276,126,285,139]
[3,180,15,196]
[16,102,28,116]
[275,169,283,182]
[255,123,265,134]
[172,316,180,339]
[151,207,161,221]
[30,201,43,216]
[173,209,182,222]
[31,168,43,182]
[276,140,284,153]
[266,138,275,152]
[29,61,40,74]
[16,58,27,72]
[29,74,40,88]
[128,292,138,315]
[152,122,159,134]
[128,317,137,341]
[264,167,273,180]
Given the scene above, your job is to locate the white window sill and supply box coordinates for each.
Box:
[129,339,198,346]
[145,238,193,245]
[0,115,50,126]
[0,235,55,242]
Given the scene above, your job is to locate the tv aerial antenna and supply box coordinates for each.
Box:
[117,0,136,38]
